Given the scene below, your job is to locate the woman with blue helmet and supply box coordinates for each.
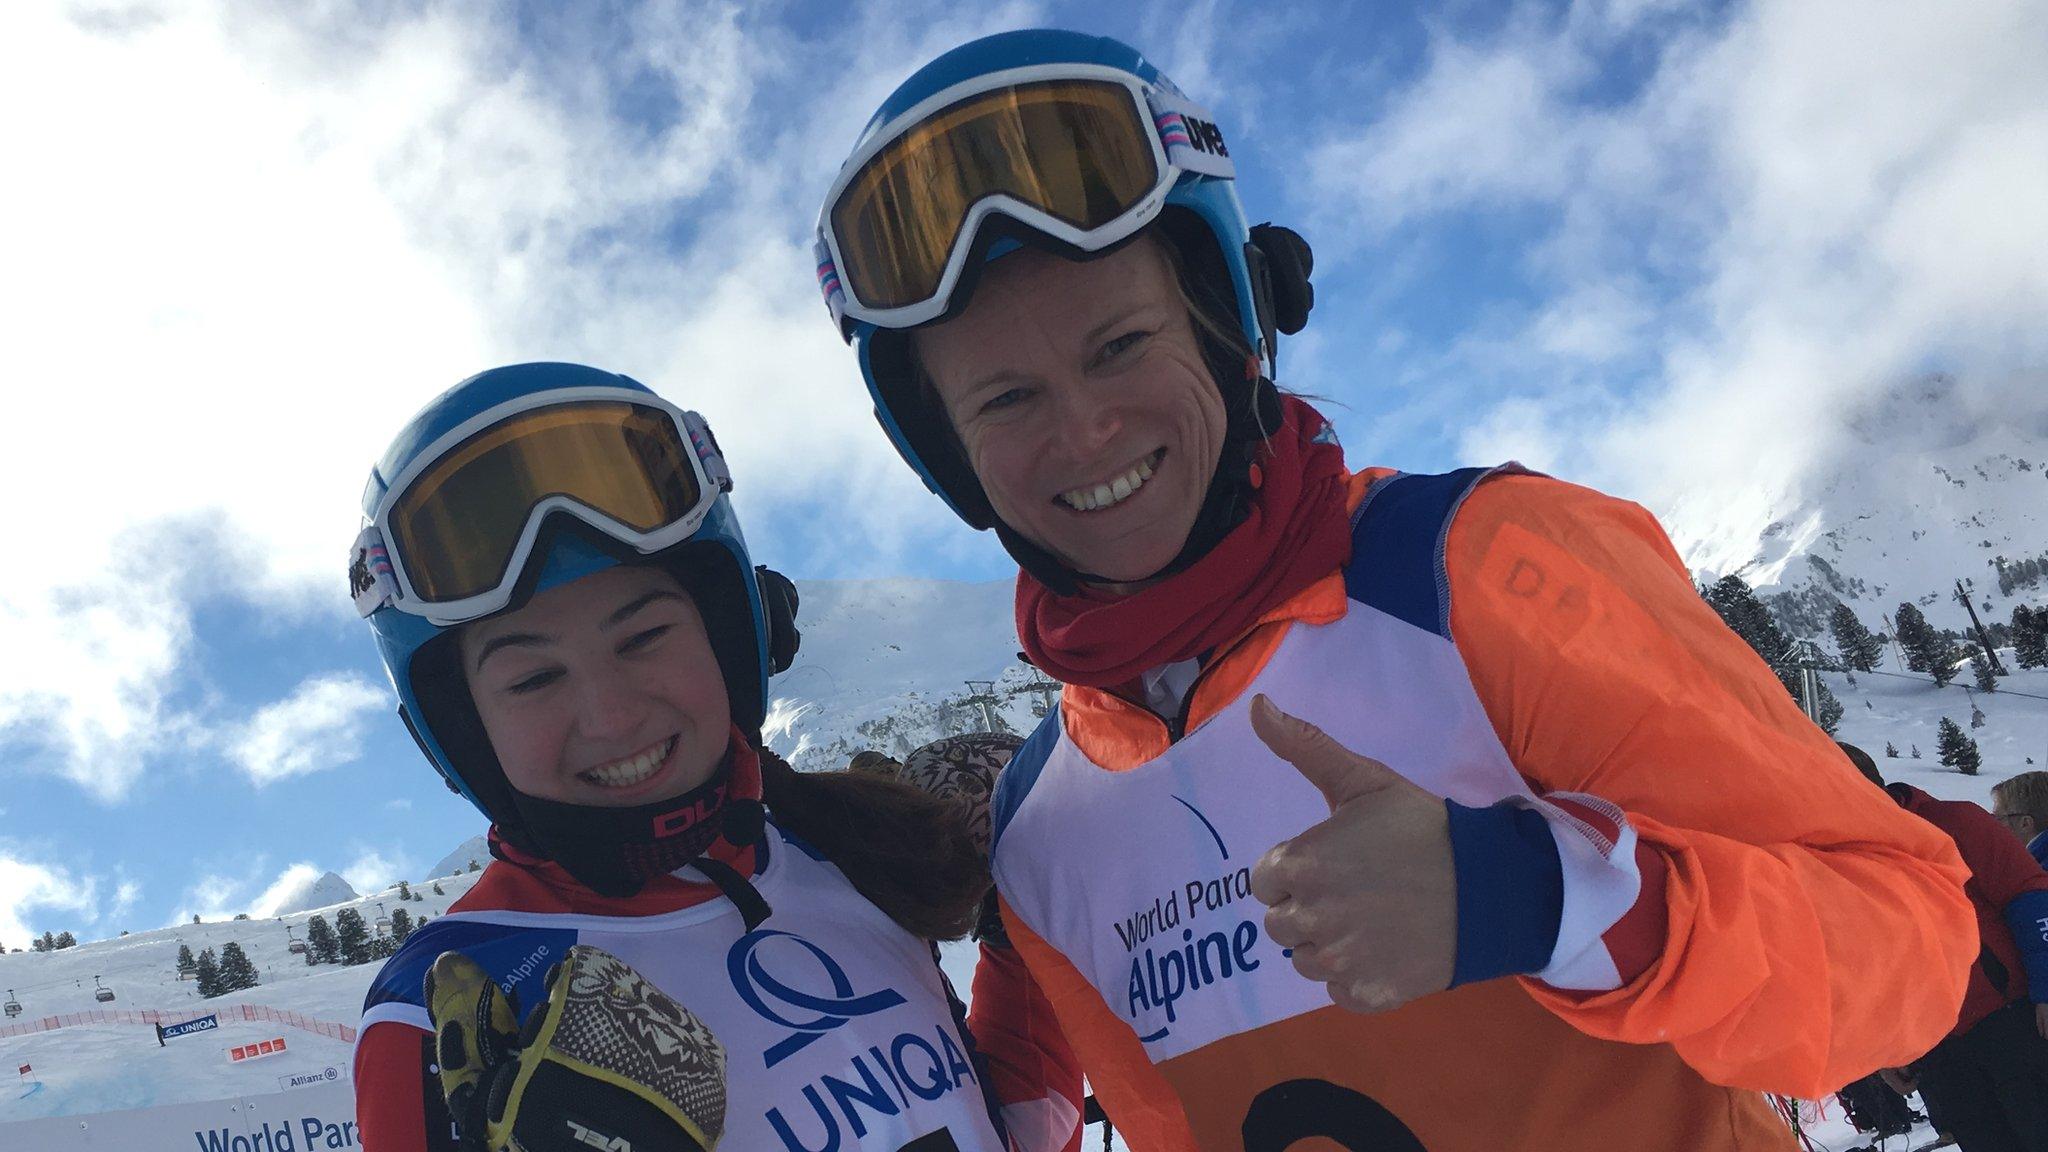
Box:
[348,363,1082,1152]
[818,28,1977,1152]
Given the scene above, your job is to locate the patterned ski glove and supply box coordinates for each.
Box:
[424,944,726,1152]
[899,732,1023,946]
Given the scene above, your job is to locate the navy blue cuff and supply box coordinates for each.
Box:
[1446,799,1565,988]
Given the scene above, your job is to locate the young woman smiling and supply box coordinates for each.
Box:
[347,362,1081,1152]
[814,28,1978,1152]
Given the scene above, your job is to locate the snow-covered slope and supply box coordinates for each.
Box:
[0,872,481,1121]
[1677,374,2048,637]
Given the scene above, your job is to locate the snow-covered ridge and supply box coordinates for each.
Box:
[1673,373,2048,638]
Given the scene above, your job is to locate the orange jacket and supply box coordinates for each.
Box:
[993,468,1975,1151]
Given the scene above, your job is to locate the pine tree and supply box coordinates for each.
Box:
[1885,741,1899,759]
[53,931,75,949]
[335,908,373,966]
[389,908,414,944]
[1937,717,1982,775]
[1911,744,1922,759]
[1971,702,1987,729]
[1702,575,1827,708]
[195,948,222,998]
[431,881,444,896]
[217,942,259,993]
[1894,602,1953,683]
[1971,651,1998,693]
[467,859,481,873]
[397,880,413,901]
[305,914,339,965]
[2015,605,2048,670]
[38,931,56,952]
[1829,603,1886,672]
[176,944,197,978]
[1817,685,1844,735]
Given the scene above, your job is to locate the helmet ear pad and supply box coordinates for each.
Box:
[754,565,801,674]
[1248,223,1315,337]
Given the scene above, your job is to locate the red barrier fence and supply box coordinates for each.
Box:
[0,1003,356,1043]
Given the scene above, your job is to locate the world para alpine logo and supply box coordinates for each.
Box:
[727,928,908,1067]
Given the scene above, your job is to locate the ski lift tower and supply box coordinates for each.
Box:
[1022,669,1062,719]
[962,680,1002,734]
[1783,639,1829,724]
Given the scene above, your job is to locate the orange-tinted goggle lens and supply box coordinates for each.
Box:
[830,79,1161,311]
[390,402,703,603]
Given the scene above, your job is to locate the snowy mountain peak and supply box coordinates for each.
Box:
[267,871,357,917]
[1676,373,2048,638]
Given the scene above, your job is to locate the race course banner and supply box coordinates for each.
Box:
[0,1082,358,1150]
[160,1013,219,1040]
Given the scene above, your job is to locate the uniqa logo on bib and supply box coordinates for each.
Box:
[728,928,909,1068]
[727,928,981,1152]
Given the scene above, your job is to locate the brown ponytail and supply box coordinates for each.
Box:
[756,747,990,941]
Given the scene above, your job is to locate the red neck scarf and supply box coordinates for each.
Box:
[1017,397,1353,689]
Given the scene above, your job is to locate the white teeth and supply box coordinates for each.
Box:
[581,737,675,788]
[1059,452,1160,512]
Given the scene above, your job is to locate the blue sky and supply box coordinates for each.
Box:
[2,0,2044,945]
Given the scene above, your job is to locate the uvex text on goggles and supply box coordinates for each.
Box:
[351,386,731,626]
[815,64,1235,334]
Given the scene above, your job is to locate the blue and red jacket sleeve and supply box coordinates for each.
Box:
[1898,785,2048,1002]
[968,936,1085,1152]
[354,1021,455,1152]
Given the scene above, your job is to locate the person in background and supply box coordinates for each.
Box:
[1842,743,2048,1152]
[1991,771,2048,870]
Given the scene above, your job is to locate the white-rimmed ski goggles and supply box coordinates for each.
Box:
[351,387,731,627]
[815,64,1236,333]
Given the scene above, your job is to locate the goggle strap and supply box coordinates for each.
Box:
[350,525,400,619]
[1146,88,1235,179]
[681,410,732,493]
[814,237,849,331]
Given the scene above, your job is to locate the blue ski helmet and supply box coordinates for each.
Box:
[355,362,795,833]
[818,28,1313,533]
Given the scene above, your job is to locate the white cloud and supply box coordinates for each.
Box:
[1310,0,2048,565]
[170,871,247,926]
[0,853,97,951]
[228,674,389,786]
[0,0,1043,801]
[245,864,323,919]
[340,849,408,895]
[110,879,142,924]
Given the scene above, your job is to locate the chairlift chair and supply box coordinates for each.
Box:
[3,989,21,1018]
[286,924,308,956]
[93,976,115,1003]
[374,902,392,937]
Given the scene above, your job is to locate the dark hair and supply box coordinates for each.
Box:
[756,746,989,940]
[1837,741,1885,788]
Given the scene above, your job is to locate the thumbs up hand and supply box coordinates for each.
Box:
[1247,694,1457,1014]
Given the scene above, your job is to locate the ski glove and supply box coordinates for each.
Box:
[424,944,726,1152]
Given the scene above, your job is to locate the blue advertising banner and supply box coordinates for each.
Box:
[160,1014,219,1040]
